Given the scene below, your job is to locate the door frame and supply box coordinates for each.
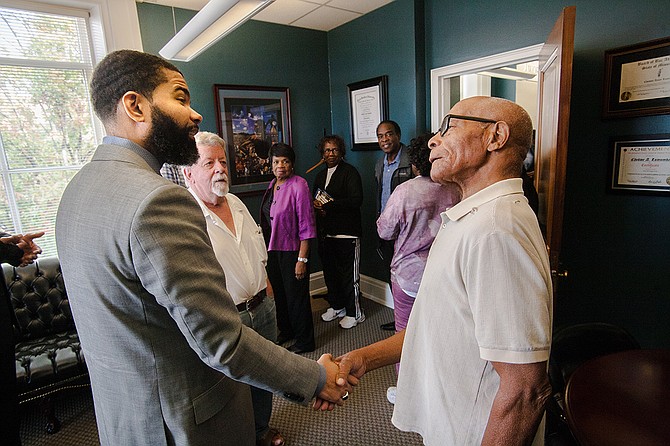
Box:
[429,44,543,131]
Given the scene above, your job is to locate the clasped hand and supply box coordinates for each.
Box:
[313,352,366,411]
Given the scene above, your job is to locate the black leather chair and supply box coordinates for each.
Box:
[545,322,640,445]
[3,256,89,434]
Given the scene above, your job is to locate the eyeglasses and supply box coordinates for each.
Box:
[323,148,340,154]
[438,114,498,136]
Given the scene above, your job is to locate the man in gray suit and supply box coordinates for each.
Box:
[56,50,349,446]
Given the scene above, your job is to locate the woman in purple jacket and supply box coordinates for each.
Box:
[260,143,317,353]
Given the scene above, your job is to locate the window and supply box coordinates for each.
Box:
[0,4,101,256]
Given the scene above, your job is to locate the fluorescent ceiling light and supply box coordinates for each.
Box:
[159,0,274,62]
[478,67,538,81]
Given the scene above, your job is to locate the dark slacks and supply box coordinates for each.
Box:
[320,237,362,319]
[267,250,315,351]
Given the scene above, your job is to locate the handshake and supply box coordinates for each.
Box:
[312,350,367,411]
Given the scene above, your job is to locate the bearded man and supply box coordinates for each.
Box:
[182,131,285,446]
[55,50,349,446]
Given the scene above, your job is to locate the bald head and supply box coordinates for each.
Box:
[428,96,534,197]
[454,96,533,168]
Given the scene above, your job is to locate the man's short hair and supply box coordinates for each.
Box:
[195,131,225,152]
[376,120,401,138]
[90,50,181,122]
[317,134,346,158]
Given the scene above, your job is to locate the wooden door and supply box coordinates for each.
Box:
[535,6,575,286]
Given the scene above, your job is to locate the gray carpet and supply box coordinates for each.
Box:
[20,297,423,445]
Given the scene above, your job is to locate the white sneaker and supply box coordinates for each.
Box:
[321,307,346,322]
[339,312,365,329]
[386,386,396,404]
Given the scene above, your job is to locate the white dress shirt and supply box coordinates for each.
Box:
[189,188,268,305]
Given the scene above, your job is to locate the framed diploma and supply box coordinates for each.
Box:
[609,134,670,194]
[348,76,389,151]
[603,37,670,118]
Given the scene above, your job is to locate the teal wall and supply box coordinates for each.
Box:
[137,1,670,347]
[426,0,670,348]
[327,0,420,281]
[137,3,331,215]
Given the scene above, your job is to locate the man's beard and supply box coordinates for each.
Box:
[145,106,198,165]
[211,174,229,197]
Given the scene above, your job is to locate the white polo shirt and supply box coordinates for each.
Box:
[392,178,553,445]
[189,188,267,305]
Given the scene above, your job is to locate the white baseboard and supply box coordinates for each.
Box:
[310,271,393,309]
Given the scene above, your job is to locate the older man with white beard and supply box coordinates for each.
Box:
[183,131,285,446]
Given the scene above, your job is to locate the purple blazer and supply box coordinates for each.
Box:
[260,175,316,251]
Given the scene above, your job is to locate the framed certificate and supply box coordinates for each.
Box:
[603,37,670,119]
[609,134,670,194]
[348,76,388,151]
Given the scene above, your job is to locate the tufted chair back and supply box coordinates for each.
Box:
[2,256,88,434]
[3,256,74,340]
[3,256,85,387]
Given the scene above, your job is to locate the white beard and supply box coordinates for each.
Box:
[211,174,229,197]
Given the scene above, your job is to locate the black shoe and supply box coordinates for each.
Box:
[287,343,315,354]
[380,321,395,331]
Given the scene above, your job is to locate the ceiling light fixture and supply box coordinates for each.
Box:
[478,67,538,81]
[159,0,274,62]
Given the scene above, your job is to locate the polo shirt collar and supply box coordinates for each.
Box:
[445,178,523,222]
[384,147,402,166]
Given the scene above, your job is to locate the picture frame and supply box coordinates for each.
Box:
[609,134,670,194]
[603,37,670,119]
[214,84,291,195]
[347,75,388,151]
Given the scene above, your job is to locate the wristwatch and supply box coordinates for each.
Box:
[297,257,309,263]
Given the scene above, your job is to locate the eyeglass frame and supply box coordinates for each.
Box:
[438,114,498,136]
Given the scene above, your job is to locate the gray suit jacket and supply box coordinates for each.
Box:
[56,141,320,446]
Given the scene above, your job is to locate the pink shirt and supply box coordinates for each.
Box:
[261,175,316,251]
[377,176,460,295]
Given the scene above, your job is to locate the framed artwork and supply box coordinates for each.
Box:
[603,37,670,119]
[347,75,388,151]
[214,84,291,195]
[609,134,670,194]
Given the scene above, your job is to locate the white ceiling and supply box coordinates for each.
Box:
[137,0,394,32]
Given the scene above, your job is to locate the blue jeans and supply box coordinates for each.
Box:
[239,296,278,439]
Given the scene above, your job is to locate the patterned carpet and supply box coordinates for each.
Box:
[20,296,423,445]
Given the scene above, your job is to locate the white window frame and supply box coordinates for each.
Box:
[0,0,143,58]
[0,0,142,249]
[430,44,543,132]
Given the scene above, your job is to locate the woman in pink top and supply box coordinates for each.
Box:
[377,133,461,335]
[260,143,317,354]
